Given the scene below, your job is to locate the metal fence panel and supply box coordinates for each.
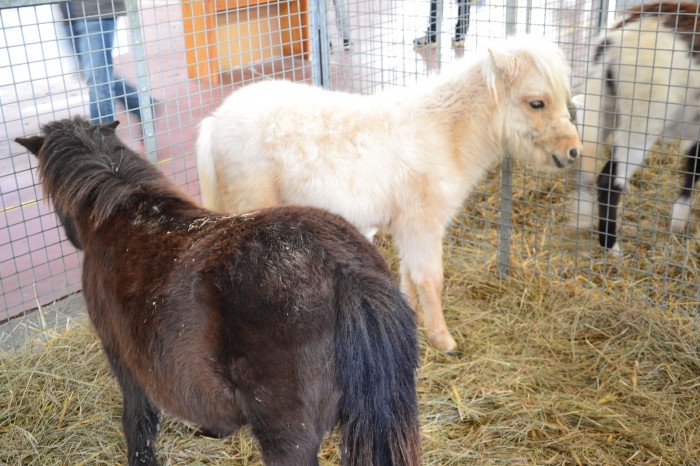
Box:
[2,0,699,333]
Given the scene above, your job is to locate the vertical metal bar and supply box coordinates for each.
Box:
[595,0,610,34]
[311,0,331,89]
[499,0,519,276]
[505,0,518,35]
[125,0,156,163]
[525,0,532,33]
[498,154,514,277]
[436,0,443,65]
[332,0,351,44]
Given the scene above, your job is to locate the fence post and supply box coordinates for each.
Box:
[594,0,610,34]
[311,0,332,89]
[525,0,532,33]
[436,0,444,63]
[125,0,156,163]
[498,0,519,277]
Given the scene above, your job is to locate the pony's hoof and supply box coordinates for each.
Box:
[670,217,688,235]
[194,427,232,439]
[604,242,622,258]
[428,331,457,354]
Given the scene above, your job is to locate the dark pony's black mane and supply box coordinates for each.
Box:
[37,117,193,226]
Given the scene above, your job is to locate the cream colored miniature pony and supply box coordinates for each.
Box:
[196,35,581,353]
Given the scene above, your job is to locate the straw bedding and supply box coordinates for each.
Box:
[452,138,700,312]
[2,141,700,465]
[2,249,699,465]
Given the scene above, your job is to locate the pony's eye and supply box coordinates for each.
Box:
[530,100,545,110]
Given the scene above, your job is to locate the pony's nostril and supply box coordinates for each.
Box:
[568,147,579,160]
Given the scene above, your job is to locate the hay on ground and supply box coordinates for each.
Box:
[2,258,699,465]
[451,137,700,314]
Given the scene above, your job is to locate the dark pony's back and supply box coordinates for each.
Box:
[16,117,421,466]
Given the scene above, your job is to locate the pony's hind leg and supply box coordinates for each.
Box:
[257,439,321,466]
[106,350,161,466]
[671,141,700,234]
[243,334,337,465]
[251,409,327,466]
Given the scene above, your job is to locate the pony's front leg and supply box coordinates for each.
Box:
[399,262,420,324]
[396,230,456,353]
[106,350,161,466]
[567,169,597,231]
[596,158,623,252]
[597,133,653,253]
[671,141,700,234]
[417,268,455,353]
[568,87,614,232]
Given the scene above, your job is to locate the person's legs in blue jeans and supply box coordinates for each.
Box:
[69,18,150,123]
[113,79,146,121]
[69,18,117,124]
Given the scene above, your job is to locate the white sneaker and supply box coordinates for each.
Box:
[413,35,437,47]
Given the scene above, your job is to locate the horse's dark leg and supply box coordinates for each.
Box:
[253,423,323,466]
[246,376,333,466]
[194,427,229,439]
[597,158,623,251]
[106,350,160,466]
[671,142,700,233]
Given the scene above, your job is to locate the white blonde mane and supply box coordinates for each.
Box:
[376,35,572,118]
[478,35,573,101]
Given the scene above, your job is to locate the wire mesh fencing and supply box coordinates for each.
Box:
[1,0,699,338]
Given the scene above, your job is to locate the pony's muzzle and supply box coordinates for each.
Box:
[551,146,579,168]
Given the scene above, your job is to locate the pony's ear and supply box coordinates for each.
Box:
[15,135,45,156]
[487,48,519,85]
[103,120,120,130]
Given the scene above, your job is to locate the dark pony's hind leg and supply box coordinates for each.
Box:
[597,159,623,251]
[253,425,323,466]
[106,350,161,466]
[671,142,700,233]
[247,379,335,466]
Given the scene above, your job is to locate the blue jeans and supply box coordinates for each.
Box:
[67,18,145,124]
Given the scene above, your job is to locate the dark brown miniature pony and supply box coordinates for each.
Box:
[16,117,421,466]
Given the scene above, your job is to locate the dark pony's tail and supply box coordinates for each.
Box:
[334,267,421,466]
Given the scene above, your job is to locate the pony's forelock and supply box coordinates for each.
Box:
[480,35,572,101]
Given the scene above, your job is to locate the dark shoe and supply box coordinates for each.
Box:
[129,97,160,124]
[331,40,352,51]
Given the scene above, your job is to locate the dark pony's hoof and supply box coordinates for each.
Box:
[194,427,232,439]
